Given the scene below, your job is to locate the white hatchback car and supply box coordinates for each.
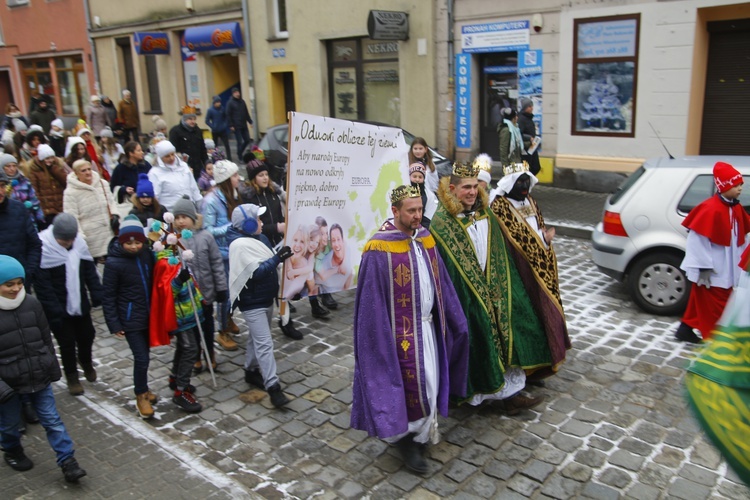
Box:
[591,155,750,316]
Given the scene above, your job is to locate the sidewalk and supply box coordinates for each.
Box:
[531,185,608,240]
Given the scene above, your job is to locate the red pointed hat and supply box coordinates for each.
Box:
[714,161,743,193]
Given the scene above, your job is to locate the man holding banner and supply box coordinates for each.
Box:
[350,185,469,475]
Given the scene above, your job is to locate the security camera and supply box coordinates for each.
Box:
[532,14,543,33]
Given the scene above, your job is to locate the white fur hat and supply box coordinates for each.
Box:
[154,140,176,158]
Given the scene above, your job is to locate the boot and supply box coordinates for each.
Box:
[675,322,702,343]
[267,384,289,408]
[173,390,202,413]
[504,393,545,416]
[320,293,338,310]
[278,318,303,340]
[66,373,84,396]
[135,393,154,419]
[60,457,86,483]
[4,446,33,471]
[146,391,158,405]
[216,331,239,351]
[81,363,97,382]
[227,316,240,335]
[193,360,204,374]
[396,434,429,474]
[244,368,265,389]
[210,353,217,371]
[21,401,39,424]
[309,296,330,319]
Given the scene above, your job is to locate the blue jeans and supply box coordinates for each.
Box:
[0,385,75,465]
[233,127,251,160]
[124,330,150,395]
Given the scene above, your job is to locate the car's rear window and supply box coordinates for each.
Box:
[609,165,645,205]
[678,174,750,214]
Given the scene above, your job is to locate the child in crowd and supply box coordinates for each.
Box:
[283,224,312,300]
[173,197,228,373]
[99,127,124,176]
[0,256,87,482]
[408,137,438,193]
[198,161,215,193]
[0,153,44,227]
[408,162,438,228]
[102,215,157,419]
[227,204,293,408]
[129,173,167,226]
[48,119,66,158]
[33,214,103,396]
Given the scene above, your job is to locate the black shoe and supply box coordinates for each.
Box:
[396,435,429,474]
[244,368,265,389]
[675,322,702,343]
[278,318,303,340]
[173,390,202,413]
[168,375,196,394]
[22,401,39,424]
[81,363,97,382]
[4,447,33,471]
[267,384,289,408]
[288,302,297,314]
[60,457,86,483]
[18,421,26,434]
[309,297,331,319]
[320,293,338,310]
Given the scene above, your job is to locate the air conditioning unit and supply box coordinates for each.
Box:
[7,0,30,7]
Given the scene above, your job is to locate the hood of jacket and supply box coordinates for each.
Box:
[66,170,103,192]
[436,176,488,217]
[155,156,189,173]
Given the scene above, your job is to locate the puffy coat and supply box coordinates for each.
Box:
[241,183,285,246]
[7,174,44,225]
[201,189,232,259]
[102,239,154,334]
[225,97,252,129]
[27,156,69,216]
[86,104,111,136]
[0,197,42,282]
[110,160,152,202]
[181,228,227,303]
[148,156,202,211]
[169,122,207,177]
[34,253,103,327]
[205,104,229,134]
[62,171,117,258]
[226,226,280,311]
[0,294,62,398]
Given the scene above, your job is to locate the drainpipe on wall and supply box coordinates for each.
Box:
[82,0,101,94]
[241,0,259,142]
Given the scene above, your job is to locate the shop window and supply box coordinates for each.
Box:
[21,57,55,112]
[572,14,640,137]
[55,55,86,117]
[144,55,162,113]
[274,0,288,38]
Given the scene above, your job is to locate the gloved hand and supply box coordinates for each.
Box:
[276,246,293,262]
[176,268,191,285]
[215,290,229,303]
[698,269,712,288]
[110,214,120,234]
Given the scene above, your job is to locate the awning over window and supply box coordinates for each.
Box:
[183,22,243,52]
[133,32,171,55]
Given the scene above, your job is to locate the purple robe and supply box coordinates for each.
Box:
[350,221,469,439]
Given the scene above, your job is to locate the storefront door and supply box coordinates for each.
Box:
[480,52,518,161]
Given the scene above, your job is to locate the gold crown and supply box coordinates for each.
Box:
[452,161,478,178]
[502,161,530,176]
[390,185,421,204]
[472,153,493,172]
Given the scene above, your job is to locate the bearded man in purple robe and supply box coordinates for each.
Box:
[350,185,469,475]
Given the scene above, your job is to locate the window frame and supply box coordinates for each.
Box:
[571,13,640,138]
[274,0,288,39]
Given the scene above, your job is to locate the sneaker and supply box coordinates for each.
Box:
[244,368,265,389]
[320,293,339,310]
[267,384,289,408]
[278,318,303,340]
[21,401,39,424]
[168,376,196,394]
[4,447,33,471]
[81,363,97,382]
[173,390,202,413]
[216,331,239,351]
[675,322,702,343]
[504,393,545,416]
[60,457,86,483]
[136,393,154,419]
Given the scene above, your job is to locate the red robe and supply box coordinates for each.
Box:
[149,258,178,347]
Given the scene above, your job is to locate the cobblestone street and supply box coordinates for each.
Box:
[3,236,750,499]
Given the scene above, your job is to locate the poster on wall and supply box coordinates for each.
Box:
[181,34,201,112]
[518,49,543,144]
[281,112,410,300]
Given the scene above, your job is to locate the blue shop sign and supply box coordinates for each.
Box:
[184,22,243,52]
[133,32,170,55]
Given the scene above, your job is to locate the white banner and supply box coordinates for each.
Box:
[281,112,410,300]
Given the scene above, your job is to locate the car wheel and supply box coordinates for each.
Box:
[628,252,690,316]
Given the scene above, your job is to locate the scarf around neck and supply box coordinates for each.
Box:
[504,119,526,158]
[39,227,94,316]
[0,287,25,310]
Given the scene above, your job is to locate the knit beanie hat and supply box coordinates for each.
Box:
[247,159,269,181]
[64,136,86,157]
[51,118,64,130]
[714,161,743,194]
[151,115,167,130]
[213,160,240,185]
[52,213,79,241]
[172,196,197,221]
[12,119,27,132]
[251,145,265,161]
[118,215,147,244]
[100,126,114,138]
[231,203,266,230]
[36,144,56,161]
[0,255,25,284]
[76,128,92,137]
[154,140,176,158]
[29,124,44,133]
[0,153,17,169]
[204,138,215,150]
[136,173,155,198]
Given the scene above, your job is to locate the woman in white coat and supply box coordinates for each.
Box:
[63,160,118,260]
[147,140,202,211]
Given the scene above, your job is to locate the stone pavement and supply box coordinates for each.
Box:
[3,236,750,499]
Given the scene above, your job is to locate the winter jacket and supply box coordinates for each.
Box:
[62,171,117,258]
[118,99,140,129]
[201,189,233,259]
[147,156,202,211]
[498,123,523,166]
[241,183,285,246]
[102,239,154,334]
[225,97,252,129]
[29,108,56,134]
[110,160,152,202]
[102,101,118,126]
[168,122,207,177]
[129,204,167,227]
[0,197,42,282]
[86,104,111,136]
[198,170,213,193]
[49,135,65,158]
[205,105,229,134]
[181,228,227,303]
[0,294,62,398]
[27,156,69,216]
[35,255,103,328]
[517,110,541,176]
[7,173,44,225]
[226,226,280,310]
